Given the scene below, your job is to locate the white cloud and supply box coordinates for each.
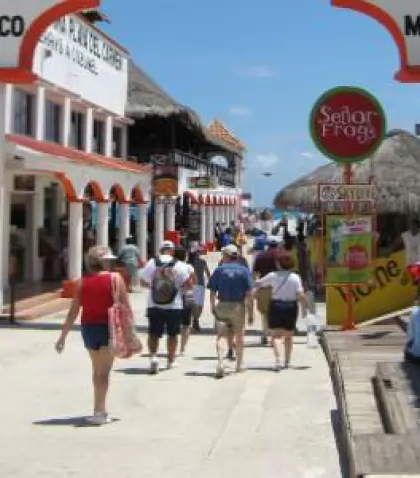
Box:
[300,151,316,158]
[255,152,280,169]
[229,106,252,117]
[236,65,275,78]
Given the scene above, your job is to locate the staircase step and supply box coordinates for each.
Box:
[7,298,70,320]
[1,291,62,314]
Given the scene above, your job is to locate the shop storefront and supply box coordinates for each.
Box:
[0,12,151,304]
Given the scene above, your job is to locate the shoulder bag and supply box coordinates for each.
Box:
[109,273,143,359]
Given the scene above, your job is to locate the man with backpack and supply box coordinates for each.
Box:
[140,241,194,374]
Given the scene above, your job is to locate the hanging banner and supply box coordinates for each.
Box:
[325,214,374,284]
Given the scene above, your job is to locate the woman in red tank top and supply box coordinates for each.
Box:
[55,245,131,425]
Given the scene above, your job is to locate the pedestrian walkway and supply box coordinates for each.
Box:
[0,256,342,478]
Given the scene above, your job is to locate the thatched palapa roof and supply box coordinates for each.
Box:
[127,61,243,155]
[274,130,420,214]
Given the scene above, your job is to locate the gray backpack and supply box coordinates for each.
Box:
[151,259,178,305]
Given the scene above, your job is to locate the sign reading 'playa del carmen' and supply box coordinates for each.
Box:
[0,0,100,83]
[310,86,387,164]
[332,0,420,82]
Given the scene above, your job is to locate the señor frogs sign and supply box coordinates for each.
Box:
[310,86,387,164]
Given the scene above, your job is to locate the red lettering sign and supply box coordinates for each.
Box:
[310,86,386,164]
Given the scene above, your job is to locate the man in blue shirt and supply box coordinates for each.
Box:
[208,244,254,378]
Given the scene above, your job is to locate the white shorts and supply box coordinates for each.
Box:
[193,285,206,307]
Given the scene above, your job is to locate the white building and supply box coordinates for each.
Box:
[0,13,151,303]
[126,65,245,252]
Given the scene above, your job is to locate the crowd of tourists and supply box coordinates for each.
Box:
[55,228,312,425]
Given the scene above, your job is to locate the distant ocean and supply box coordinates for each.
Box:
[270,208,301,220]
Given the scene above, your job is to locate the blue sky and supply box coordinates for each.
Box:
[102,0,420,206]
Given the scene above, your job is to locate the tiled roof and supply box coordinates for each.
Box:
[6,134,151,175]
[208,120,246,152]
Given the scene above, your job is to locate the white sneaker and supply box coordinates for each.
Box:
[150,359,159,375]
[85,412,111,426]
[273,360,281,372]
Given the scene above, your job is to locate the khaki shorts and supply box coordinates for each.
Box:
[214,301,246,333]
[255,287,272,316]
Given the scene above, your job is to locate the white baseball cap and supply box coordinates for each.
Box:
[160,240,175,251]
[222,244,238,256]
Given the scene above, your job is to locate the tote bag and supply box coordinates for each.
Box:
[108,273,143,359]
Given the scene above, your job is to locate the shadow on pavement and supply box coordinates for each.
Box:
[185,371,219,378]
[114,367,152,375]
[193,356,218,361]
[33,416,119,427]
[330,409,349,478]
[0,322,75,331]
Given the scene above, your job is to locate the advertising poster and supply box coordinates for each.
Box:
[325,215,374,284]
[153,165,178,196]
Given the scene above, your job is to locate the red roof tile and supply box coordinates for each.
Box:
[6,134,151,175]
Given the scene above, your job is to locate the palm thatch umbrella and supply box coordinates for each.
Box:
[274,129,420,214]
[126,61,242,155]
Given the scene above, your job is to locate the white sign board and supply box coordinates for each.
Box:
[332,0,420,82]
[0,1,98,74]
[318,184,377,203]
[33,14,128,116]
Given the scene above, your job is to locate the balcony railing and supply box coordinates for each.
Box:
[131,148,236,188]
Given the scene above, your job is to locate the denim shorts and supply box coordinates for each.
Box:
[81,324,110,350]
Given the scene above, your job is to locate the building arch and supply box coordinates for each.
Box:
[110,184,127,203]
[83,180,106,202]
[131,185,146,204]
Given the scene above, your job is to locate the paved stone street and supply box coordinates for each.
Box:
[0,254,342,478]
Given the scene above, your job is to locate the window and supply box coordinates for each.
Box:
[45,100,62,143]
[112,126,123,158]
[14,89,34,136]
[70,111,84,150]
[93,118,105,154]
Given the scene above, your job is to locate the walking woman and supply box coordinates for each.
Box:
[55,245,132,425]
[188,245,211,331]
[254,252,307,371]
[173,246,197,355]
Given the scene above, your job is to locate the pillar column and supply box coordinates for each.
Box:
[85,107,93,154]
[166,197,176,231]
[35,85,46,141]
[0,85,13,306]
[61,97,71,147]
[206,204,213,242]
[67,201,83,281]
[96,202,109,247]
[154,198,165,254]
[229,204,235,225]
[32,177,46,281]
[200,203,206,244]
[136,202,148,262]
[105,115,113,157]
[1,173,11,289]
[118,202,130,251]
